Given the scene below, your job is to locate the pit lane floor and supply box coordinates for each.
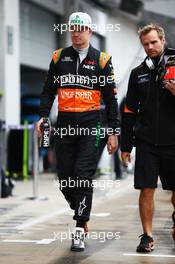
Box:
[0,173,174,264]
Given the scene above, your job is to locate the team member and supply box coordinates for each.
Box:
[121,24,175,252]
[36,12,119,251]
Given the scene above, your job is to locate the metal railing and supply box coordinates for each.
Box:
[0,123,40,199]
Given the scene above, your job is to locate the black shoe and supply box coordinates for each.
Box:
[71,228,85,252]
[136,233,154,253]
[172,211,175,241]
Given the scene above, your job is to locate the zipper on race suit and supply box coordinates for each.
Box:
[76,56,80,74]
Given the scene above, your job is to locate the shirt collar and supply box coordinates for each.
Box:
[71,44,94,60]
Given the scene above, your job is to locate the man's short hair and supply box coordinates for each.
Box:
[138,24,165,41]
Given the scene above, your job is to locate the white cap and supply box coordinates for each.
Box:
[68,12,92,29]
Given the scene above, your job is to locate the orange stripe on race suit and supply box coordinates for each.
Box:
[124,105,135,114]
[58,88,101,112]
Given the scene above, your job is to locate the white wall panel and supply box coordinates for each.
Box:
[20,0,58,70]
[106,14,145,103]
[30,0,65,15]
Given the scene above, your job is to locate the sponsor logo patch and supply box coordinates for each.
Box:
[83,64,95,70]
[61,56,73,62]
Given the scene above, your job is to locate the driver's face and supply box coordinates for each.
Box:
[70,25,92,48]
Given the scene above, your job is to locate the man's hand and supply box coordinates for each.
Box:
[107,135,118,155]
[164,80,175,96]
[36,118,44,137]
[121,152,131,167]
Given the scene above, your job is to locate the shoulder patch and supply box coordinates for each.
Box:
[99,52,111,70]
[52,48,63,64]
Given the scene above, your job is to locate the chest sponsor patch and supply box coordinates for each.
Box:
[138,73,150,84]
[61,56,73,62]
[58,88,101,112]
[84,59,97,65]
[83,64,96,70]
[60,90,93,100]
[59,74,93,89]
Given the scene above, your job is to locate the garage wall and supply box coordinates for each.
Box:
[106,13,145,103]
[30,0,65,15]
[20,0,58,70]
[0,0,20,124]
[0,0,5,120]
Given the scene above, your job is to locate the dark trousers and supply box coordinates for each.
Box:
[55,132,99,222]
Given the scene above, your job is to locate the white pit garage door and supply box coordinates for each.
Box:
[20,0,59,70]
